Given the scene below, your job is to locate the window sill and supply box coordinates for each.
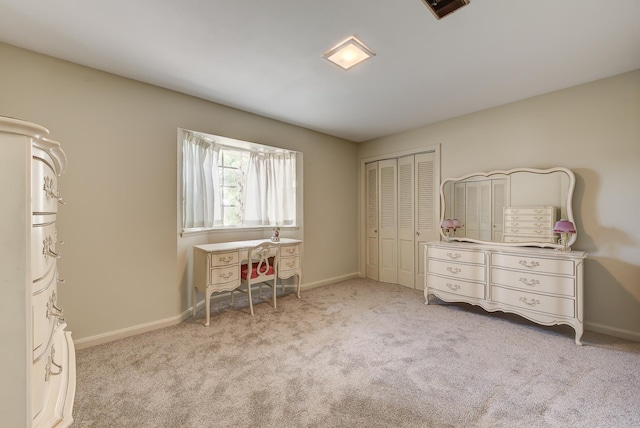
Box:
[180,225,299,238]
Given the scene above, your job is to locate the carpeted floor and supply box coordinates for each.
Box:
[72,278,640,427]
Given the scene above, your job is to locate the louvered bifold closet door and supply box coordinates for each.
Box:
[366,162,379,280]
[414,152,437,290]
[397,156,414,288]
[492,179,508,242]
[453,182,466,238]
[378,159,397,284]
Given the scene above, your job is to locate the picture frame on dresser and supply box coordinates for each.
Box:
[425,167,587,345]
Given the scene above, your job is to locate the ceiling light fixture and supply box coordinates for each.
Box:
[422,0,470,19]
[322,36,375,70]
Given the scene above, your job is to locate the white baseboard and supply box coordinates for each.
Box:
[585,321,640,343]
[74,308,195,350]
[74,272,361,350]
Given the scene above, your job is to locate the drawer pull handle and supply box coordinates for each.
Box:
[46,301,64,321]
[511,216,519,220]
[519,277,540,287]
[519,296,540,306]
[446,282,461,291]
[218,256,234,264]
[284,260,296,268]
[518,260,540,269]
[511,209,519,213]
[45,346,63,381]
[219,271,233,279]
[534,216,544,220]
[446,267,462,274]
[446,252,461,260]
[285,248,296,255]
[43,176,66,205]
[43,236,61,259]
[510,229,519,233]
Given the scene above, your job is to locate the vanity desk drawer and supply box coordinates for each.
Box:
[209,251,239,267]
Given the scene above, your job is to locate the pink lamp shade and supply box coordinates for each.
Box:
[451,218,462,229]
[553,220,576,234]
[441,219,454,229]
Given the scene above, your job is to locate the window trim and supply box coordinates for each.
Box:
[178,128,302,237]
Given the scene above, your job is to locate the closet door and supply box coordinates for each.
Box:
[479,180,492,241]
[414,152,437,290]
[378,159,397,283]
[492,179,508,242]
[465,182,480,239]
[365,162,379,280]
[397,156,414,288]
[454,182,466,237]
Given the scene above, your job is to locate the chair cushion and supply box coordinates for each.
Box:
[241,261,275,279]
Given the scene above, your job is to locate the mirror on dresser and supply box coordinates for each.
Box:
[440,167,576,249]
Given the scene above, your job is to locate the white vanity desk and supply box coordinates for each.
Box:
[193,238,302,326]
[427,167,587,344]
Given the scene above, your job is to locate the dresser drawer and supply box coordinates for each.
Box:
[491,268,575,297]
[209,251,239,267]
[280,244,300,257]
[492,253,575,276]
[32,154,60,214]
[504,207,555,216]
[427,274,484,299]
[32,272,58,361]
[491,285,574,318]
[503,227,555,237]
[31,218,58,284]
[503,235,558,244]
[427,259,485,282]
[427,246,485,264]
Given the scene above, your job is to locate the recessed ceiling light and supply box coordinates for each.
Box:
[322,36,375,70]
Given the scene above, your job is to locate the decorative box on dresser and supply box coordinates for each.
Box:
[502,206,557,243]
[0,117,76,427]
[425,241,587,345]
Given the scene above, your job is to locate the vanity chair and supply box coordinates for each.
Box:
[232,242,280,314]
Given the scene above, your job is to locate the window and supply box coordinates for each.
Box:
[180,129,298,233]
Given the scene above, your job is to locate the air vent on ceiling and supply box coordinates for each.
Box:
[421,0,470,19]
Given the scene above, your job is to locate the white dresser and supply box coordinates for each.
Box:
[502,206,558,243]
[425,241,587,344]
[0,117,76,427]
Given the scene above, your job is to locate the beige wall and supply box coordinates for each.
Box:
[0,43,359,343]
[359,70,640,341]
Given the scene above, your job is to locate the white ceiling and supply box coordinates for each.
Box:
[0,1,639,142]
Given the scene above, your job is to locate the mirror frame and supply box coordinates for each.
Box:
[439,167,576,249]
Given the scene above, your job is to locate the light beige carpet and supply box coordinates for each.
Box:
[73,278,640,427]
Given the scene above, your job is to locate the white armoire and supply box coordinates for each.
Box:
[0,116,76,427]
[366,151,439,289]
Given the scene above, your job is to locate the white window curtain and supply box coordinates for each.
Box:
[182,133,222,229]
[244,152,296,226]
